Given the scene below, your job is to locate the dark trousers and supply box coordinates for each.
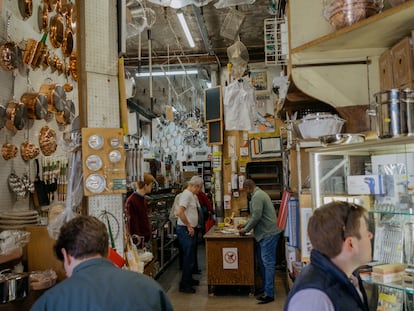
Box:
[176,225,197,288]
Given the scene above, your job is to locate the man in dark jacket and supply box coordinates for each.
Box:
[30,216,173,311]
[284,201,373,311]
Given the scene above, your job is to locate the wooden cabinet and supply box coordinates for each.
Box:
[204,227,257,294]
[246,161,283,202]
[25,225,66,282]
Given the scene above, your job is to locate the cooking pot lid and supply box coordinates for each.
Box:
[35,94,48,119]
[53,85,66,111]
[14,103,27,130]
[62,29,74,57]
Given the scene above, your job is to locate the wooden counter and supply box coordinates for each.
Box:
[204,226,257,295]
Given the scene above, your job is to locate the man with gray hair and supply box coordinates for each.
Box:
[176,175,203,293]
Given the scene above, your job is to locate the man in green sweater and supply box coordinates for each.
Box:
[238,179,282,305]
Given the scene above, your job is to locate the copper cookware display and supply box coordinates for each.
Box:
[18,0,33,20]
[55,99,75,125]
[0,42,22,71]
[20,141,40,161]
[49,13,64,48]
[5,101,27,131]
[21,92,48,120]
[44,0,58,13]
[39,83,66,112]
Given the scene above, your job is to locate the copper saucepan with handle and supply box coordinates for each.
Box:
[21,93,48,120]
[39,83,66,112]
[49,13,64,49]
[18,0,33,20]
[5,100,28,132]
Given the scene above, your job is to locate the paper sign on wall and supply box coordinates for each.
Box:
[222,247,238,269]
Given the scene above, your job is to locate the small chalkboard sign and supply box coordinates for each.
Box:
[208,120,223,145]
[204,86,222,122]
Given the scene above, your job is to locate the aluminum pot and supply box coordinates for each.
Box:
[373,89,407,138]
[7,272,29,302]
[401,88,414,135]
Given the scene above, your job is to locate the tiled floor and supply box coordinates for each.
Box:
[157,242,288,311]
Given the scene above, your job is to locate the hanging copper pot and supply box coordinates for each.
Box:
[69,51,77,81]
[22,39,38,65]
[44,0,57,13]
[21,93,48,120]
[5,101,27,132]
[62,27,73,57]
[0,42,22,71]
[37,4,49,33]
[39,83,66,112]
[49,14,64,48]
[18,0,33,20]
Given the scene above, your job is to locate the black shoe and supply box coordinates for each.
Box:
[256,295,266,301]
[179,287,196,294]
[257,296,274,304]
[191,279,200,286]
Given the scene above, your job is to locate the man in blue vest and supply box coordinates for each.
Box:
[284,201,373,311]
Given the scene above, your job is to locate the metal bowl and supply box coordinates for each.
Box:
[319,133,365,146]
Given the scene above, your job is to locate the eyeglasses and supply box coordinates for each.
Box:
[342,203,358,240]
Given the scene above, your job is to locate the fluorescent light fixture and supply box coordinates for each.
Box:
[136,69,198,77]
[177,12,195,48]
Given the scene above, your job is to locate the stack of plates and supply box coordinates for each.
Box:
[0,210,39,230]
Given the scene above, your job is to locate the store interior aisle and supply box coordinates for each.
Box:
[157,242,288,311]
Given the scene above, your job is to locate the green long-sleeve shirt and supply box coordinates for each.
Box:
[244,187,282,241]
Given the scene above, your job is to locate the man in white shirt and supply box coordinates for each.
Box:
[176,175,203,293]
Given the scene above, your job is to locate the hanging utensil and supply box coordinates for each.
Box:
[34,158,50,207]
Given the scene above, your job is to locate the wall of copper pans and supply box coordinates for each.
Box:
[0,0,79,209]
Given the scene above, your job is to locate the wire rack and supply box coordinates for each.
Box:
[264,17,289,66]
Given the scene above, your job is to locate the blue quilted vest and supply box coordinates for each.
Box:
[284,250,369,311]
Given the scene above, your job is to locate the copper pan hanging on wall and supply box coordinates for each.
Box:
[0,41,22,71]
[39,83,66,112]
[49,13,64,48]
[18,0,33,20]
[21,93,48,120]
[5,100,27,132]
[37,4,49,33]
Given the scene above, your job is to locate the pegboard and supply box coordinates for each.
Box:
[88,194,125,253]
[0,0,79,212]
[84,1,118,76]
[85,72,120,127]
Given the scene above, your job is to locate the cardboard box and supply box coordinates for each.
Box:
[347,175,384,195]
[372,263,406,274]
[371,272,403,283]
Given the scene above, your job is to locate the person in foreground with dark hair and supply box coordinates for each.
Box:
[284,201,373,311]
[30,215,174,311]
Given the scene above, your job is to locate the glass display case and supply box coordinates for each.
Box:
[308,136,414,309]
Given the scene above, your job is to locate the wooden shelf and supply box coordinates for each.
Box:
[291,2,414,65]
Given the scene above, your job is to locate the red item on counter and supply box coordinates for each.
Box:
[108,247,126,268]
